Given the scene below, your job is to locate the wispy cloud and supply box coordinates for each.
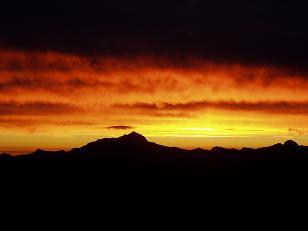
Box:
[106,126,135,130]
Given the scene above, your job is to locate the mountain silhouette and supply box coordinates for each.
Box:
[2,132,308,184]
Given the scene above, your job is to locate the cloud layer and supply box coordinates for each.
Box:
[2,1,308,151]
[106,126,135,130]
[1,49,308,151]
[1,1,308,70]
[114,100,308,116]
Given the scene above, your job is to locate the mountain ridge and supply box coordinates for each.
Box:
[1,132,308,184]
[0,131,308,160]
[0,132,305,158]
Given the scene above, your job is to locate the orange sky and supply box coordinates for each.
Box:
[1,49,308,154]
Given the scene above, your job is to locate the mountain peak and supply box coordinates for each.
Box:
[119,132,148,143]
[284,140,299,150]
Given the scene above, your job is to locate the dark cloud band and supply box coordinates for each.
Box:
[1,1,308,70]
[0,101,82,115]
[106,126,135,130]
[114,100,308,115]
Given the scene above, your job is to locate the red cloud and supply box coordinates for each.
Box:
[114,100,308,115]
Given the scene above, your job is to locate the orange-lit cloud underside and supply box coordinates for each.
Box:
[1,49,308,153]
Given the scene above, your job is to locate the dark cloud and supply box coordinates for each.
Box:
[288,128,307,136]
[1,1,308,69]
[0,77,113,92]
[0,77,53,91]
[114,100,308,115]
[0,76,172,95]
[0,101,82,115]
[106,126,135,130]
[0,118,96,129]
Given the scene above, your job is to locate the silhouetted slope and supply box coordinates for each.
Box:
[0,153,13,161]
[2,132,308,184]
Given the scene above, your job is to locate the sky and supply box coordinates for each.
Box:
[1,0,308,154]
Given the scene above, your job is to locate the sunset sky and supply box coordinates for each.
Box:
[1,1,308,154]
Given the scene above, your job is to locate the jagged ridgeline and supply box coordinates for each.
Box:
[1,132,308,184]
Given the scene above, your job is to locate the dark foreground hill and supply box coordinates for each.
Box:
[1,132,308,185]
